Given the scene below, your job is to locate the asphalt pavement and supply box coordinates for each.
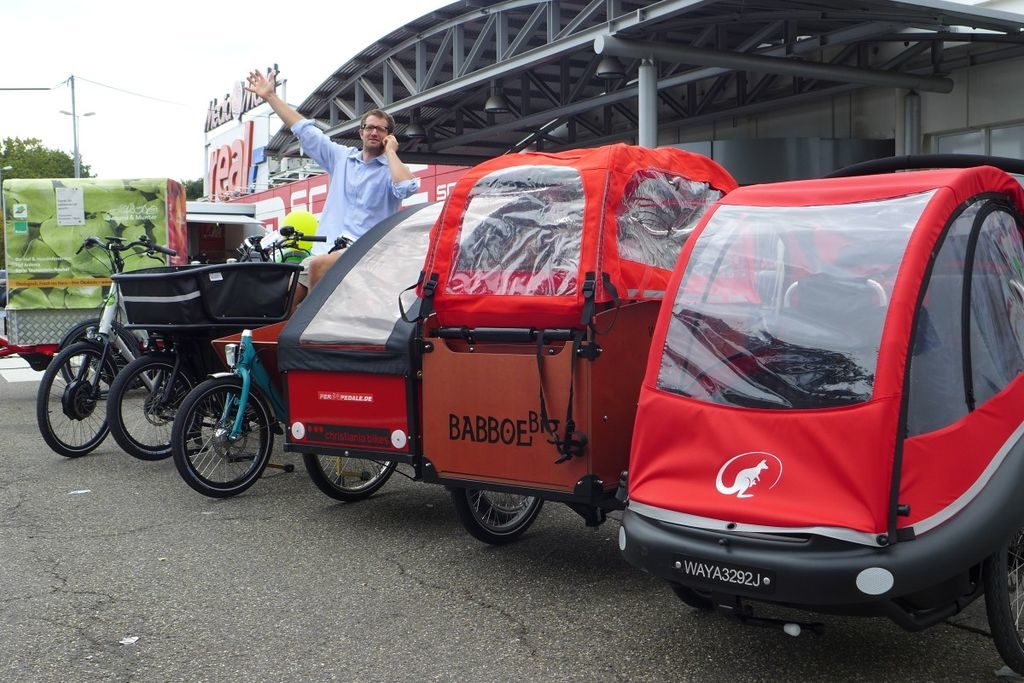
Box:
[0,373,1017,682]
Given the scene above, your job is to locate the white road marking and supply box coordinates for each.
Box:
[0,356,43,383]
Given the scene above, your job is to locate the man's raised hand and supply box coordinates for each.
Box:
[245,70,276,100]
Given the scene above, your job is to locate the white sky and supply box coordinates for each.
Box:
[1,0,1013,181]
[0,0,445,180]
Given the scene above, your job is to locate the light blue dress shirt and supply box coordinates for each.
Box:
[291,119,421,253]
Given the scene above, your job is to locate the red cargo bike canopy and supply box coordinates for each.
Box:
[630,166,1024,543]
[419,143,736,330]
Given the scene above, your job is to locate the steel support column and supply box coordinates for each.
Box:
[638,59,658,147]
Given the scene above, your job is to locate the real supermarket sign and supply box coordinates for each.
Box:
[208,122,254,198]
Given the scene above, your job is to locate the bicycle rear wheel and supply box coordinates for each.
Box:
[985,528,1024,674]
[449,488,544,545]
[171,377,274,498]
[36,341,118,457]
[106,352,195,461]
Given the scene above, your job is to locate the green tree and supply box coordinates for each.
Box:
[180,178,204,200]
[0,137,90,180]
[1,137,90,268]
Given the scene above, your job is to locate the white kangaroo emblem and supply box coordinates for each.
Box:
[716,459,769,498]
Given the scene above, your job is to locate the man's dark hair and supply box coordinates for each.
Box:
[361,109,395,132]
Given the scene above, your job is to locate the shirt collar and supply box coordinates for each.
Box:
[348,148,388,166]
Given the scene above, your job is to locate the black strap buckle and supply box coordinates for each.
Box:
[579,272,597,327]
[399,271,438,324]
[422,272,438,298]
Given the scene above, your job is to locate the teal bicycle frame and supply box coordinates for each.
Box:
[224,329,286,440]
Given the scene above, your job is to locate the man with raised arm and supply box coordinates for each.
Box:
[245,69,420,302]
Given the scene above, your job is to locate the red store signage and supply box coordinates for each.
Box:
[208,121,254,198]
[232,164,469,232]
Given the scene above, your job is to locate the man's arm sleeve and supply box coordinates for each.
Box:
[390,177,421,199]
[291,119,347,171]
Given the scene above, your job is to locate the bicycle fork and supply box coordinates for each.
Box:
[65,284,122,418]
[218,330,292,473]
[224,330,285,441]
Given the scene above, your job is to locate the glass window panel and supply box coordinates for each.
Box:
[991,125,1024,159]
[936,131,985,155]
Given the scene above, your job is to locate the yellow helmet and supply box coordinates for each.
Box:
[281,210,319,250]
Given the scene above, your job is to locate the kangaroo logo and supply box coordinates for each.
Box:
[715,452,783,499]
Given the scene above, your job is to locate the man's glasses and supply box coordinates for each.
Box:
[360,124,390,134]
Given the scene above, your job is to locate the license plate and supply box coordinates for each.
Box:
[673,555,776,594]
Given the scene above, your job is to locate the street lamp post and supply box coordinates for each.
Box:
[60,109,95,178]
[61,74,96,178]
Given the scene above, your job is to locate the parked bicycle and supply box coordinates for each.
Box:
[105,228,320,463]
[236,225,330,264]
[168,236,383,498]
[35,235,175,457]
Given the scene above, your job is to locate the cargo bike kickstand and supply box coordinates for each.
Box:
[36,234,176,458]
[169,233,388,498]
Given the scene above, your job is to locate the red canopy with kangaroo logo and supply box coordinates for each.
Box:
[418,144,736,330]
[629,166,1024,542]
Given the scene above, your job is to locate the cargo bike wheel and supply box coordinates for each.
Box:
[36,341,119,458]
[170,377,273,498]
[984,528,1024,675]
[449,487,544,545]
[302,453,396,502]
[106,352,196,461]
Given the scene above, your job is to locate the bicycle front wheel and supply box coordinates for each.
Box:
[171,377,274,498]
[36,341,118,457]
[58,319,141,378]
[106,352,195,461]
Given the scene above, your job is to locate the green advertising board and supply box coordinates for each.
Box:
[2,178,185,310]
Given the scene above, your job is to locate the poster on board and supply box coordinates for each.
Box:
[2,178,186,310]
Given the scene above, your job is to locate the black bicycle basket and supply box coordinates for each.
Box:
[113,262,302,329]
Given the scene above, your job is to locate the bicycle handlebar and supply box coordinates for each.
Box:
[149,243,178,256]
[330,236,353,253]
[279,226,327,242]
[76,236,104,253]
[76,234,177,257]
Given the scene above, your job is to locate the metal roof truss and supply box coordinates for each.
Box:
[268,0,1024,165]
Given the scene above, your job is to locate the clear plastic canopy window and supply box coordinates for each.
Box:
[447,166,584,297]
[616,170,723,271]
[657,191,934,409]
[905,202,1024,434]
[300,202,442,346]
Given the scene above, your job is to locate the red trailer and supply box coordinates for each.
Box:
[619,156,1024,674]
